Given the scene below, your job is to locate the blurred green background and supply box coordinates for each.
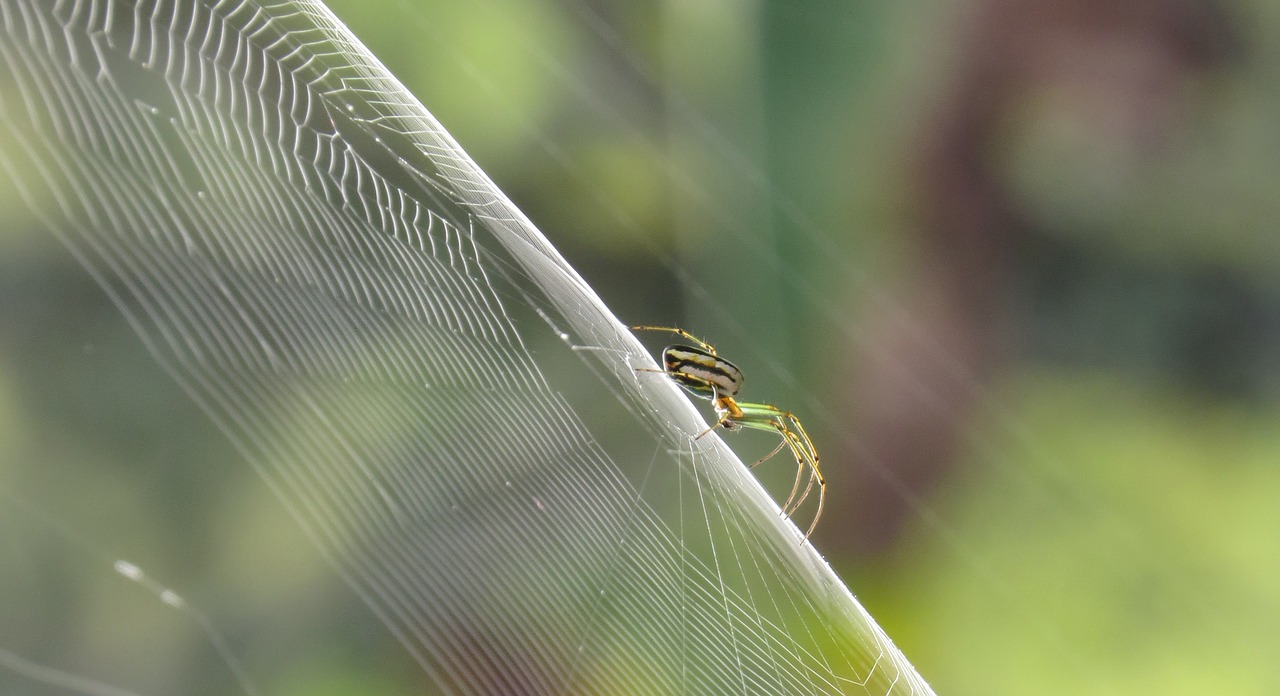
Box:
[323,0,1280,692]
[2,0,1279,693]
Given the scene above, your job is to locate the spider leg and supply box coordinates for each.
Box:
[803,476,826,541]
[692,389,744,441]
[725,405,810,516]
[735,404,825,542]
[634,366,669,375]
[775,425,812,516]
[784,432,816,512]
[789,460,818,517]
[631,325,718,354]
[749,438,789,470]
[694,418,726,441]
[722,415,809,522]
[783,412,825,542]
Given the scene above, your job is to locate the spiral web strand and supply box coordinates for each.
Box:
[0,1,931,694]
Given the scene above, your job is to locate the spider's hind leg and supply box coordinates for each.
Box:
[631,325,718,354]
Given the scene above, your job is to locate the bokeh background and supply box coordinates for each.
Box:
[2,0,1279,693]
[326,0,1279,692]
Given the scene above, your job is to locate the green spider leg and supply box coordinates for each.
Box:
[700,400,825,541]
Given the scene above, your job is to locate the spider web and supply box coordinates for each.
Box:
[0,1,931,694]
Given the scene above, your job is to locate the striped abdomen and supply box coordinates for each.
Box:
[662,344,744,399]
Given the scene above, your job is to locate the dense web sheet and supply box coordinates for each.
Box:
[0,1,932,694]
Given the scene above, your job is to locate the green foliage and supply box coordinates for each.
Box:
[864,372,1280,694]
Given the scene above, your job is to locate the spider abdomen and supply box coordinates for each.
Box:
[662,344,744,398]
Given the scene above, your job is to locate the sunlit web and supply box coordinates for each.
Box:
[0,1,930,695]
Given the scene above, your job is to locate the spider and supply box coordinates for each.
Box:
[632,325,825,541]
